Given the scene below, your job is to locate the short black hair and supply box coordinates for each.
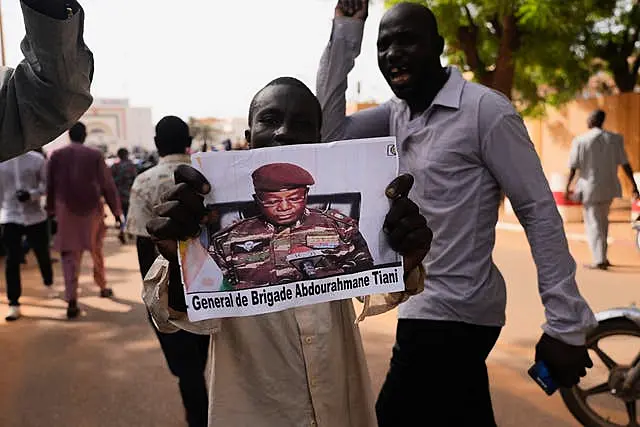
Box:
[69,122,87,143]
[383,3,443,53]
[117,148,129,159]
[396,2,440,36]
[155,116,192,156]
[588,109,606,128]
[248,77,322,128]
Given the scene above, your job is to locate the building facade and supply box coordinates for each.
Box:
[45,98,155,156]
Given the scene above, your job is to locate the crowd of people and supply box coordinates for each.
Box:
[1,0,635,426]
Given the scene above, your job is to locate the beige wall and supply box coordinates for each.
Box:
[348,94,640,196]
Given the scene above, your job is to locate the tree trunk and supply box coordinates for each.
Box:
[457,14,518,99]
[610,56,639,93]
[487,15,518,99]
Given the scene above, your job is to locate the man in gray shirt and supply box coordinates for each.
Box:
[0,0,93,160]
[317,1,596,425]
[565,109,638,270]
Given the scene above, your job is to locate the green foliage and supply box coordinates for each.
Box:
[384,0,618,116]
[583,0,639,92]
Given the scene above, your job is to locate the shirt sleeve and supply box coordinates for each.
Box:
[29,156,48,200]
[356,264,426,323]
[316,17,391,142]
[478,94,597,346]
[615,134,629,165]
[0,2,93,160]
[136,236,159,280]
[45,153,56,215]
[142,256,220,335]
[99,158,123,218]
[568,138,581,169]
[125,178,154,237]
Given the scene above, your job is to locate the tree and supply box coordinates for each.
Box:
[385,0,616,116]
[586,0,639,93]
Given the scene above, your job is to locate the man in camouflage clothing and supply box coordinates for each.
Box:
[209,162,374,290]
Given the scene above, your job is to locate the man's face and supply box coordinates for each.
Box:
[377,6,442,101]
[255,187,308,226]
[247,85,321,149]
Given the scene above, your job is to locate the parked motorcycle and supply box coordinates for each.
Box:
[560,306,640,426]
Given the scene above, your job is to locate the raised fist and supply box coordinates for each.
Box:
[335,0,369,20]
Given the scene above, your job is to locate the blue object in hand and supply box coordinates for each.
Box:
[528,360,558,395]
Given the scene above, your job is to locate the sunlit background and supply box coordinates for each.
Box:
[1,0,393,122]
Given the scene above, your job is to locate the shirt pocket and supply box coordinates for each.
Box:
[422,159,463,203]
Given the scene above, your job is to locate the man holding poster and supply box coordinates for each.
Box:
[144,74,432,426]
[208,162,374,290]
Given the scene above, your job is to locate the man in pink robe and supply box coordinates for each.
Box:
[46,122,123,319]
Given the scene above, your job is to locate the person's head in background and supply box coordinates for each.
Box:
[245,77,322,149]
[587,109,606,129]
[154,116,193,157]
[69,122,87,144]
[117,148,129,161]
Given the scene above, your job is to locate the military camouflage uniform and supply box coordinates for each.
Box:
[207,208,373,290]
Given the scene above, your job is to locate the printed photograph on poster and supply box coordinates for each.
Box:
[178,137,404,321]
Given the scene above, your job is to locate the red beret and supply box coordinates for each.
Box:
[252,163,315,192]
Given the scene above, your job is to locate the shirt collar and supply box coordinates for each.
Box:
[159,153,191,164]
[431,67,465,110]
[392,66,466,112]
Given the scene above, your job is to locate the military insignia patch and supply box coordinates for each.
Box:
[231,239,267,253]
[242,252,270,263]
[306,234,341,249]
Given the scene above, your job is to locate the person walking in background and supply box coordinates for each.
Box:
[126,116,209,427]
[110,147,138,220]
[46,122,123,319]
[565,109,639,270]
[111,148,138,244]
[17,148,58,264]
[0,151,55,321]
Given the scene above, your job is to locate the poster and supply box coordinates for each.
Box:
[179,137,404,321]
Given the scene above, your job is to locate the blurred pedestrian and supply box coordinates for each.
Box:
[111,148,137,219]
[111,148,138,243]
[46,122,123,319]
[565,109,639,269]
[0,151,55,321]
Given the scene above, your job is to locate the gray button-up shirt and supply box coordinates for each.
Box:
[317,17,596,345]
[569,128,628,204]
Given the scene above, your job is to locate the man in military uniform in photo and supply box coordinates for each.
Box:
[209,162,374,290]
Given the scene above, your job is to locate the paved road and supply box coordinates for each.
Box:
[1,218,638,427]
